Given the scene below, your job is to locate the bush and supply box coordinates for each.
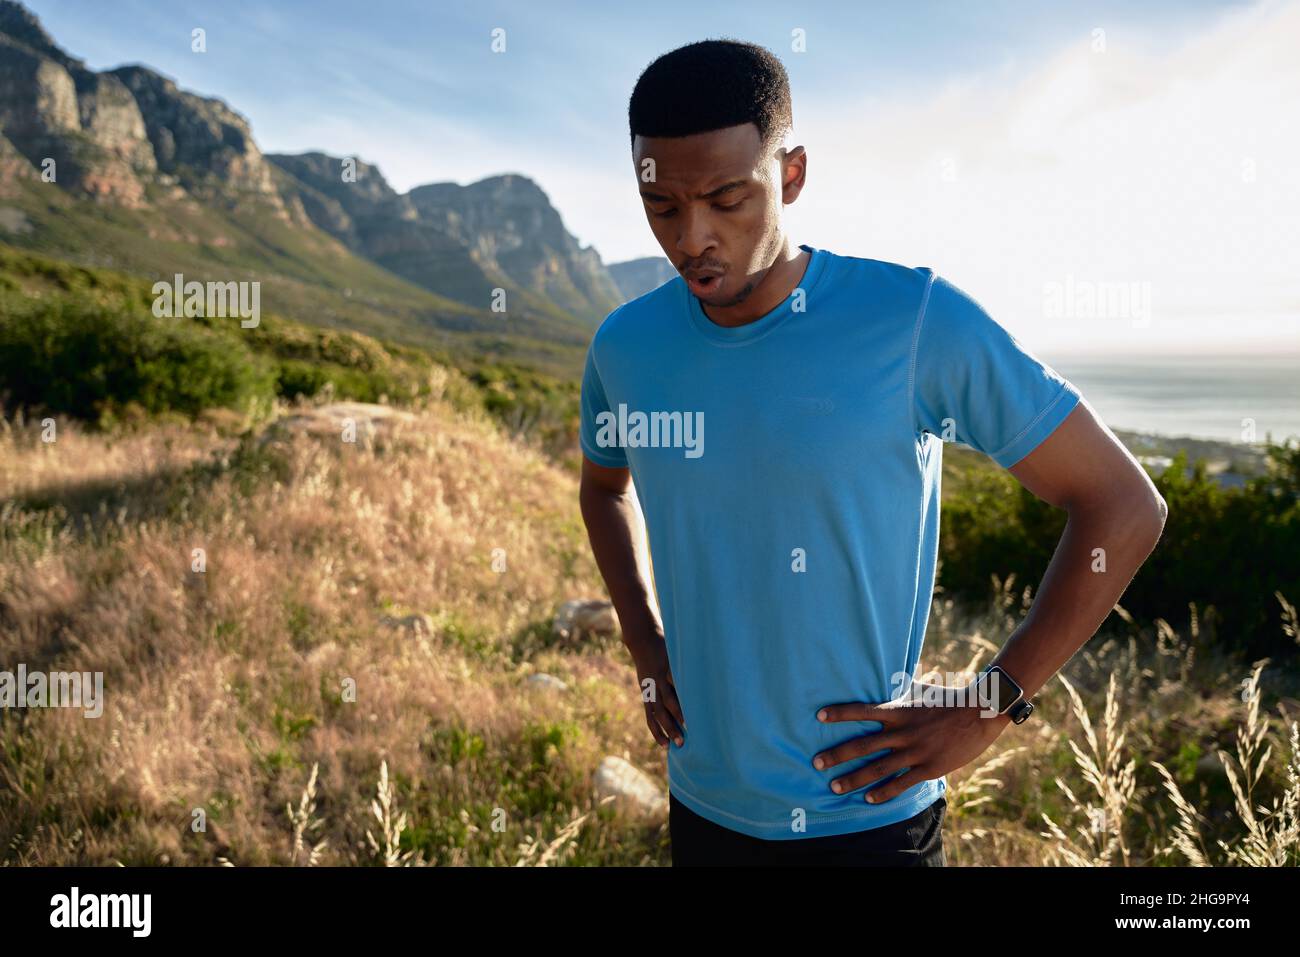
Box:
[274,357,407,404]
[938,441,1300,658]
[0,293,278,423]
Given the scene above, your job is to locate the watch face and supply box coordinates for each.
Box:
[978,668,1022,715]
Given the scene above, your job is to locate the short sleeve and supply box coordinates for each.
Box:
[911,272,1082,469]
[580,334,629,468]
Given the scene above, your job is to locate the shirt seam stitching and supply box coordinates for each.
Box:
[579,435,628,467]
[907,270,938,437]
[989,380,1074,464]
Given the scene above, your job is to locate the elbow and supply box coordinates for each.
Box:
[1148,490,1168,549]
[1125,460,1168,548]
[1136,485,1168,552]
[1073,478,1167,550]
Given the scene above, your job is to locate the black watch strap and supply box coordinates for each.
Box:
[1007,696,1034,724]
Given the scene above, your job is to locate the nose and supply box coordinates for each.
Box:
[674,207,714,261]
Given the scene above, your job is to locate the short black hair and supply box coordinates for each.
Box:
[628,39,793,153]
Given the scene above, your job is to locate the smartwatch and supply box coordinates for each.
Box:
[975,665,1034,724]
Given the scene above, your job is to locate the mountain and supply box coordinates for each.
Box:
[607,256,678,301]
[268,153,622,324]
[406,174,622,323]
[0,0,617,376]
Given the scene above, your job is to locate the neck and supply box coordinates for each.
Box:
[701,237,809,328]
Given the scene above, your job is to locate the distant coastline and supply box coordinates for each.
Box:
[1047,352,1299,448]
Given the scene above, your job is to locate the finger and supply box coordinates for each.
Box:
[828,752,911,794]
[644,706,671,749]
[812,733,903,770]
[652,700,685,746]
[863,766,929,804]
[817,702,903,725]
[660,680,687,732]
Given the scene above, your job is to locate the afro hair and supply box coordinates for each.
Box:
[628,38,793,153]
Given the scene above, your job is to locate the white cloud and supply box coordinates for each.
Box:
[785,0,1300,354]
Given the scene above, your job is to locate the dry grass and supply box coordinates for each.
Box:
[1,402,1297,866]
[926,577,1300,866]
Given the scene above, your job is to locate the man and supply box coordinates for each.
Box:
[578,39,1167,866]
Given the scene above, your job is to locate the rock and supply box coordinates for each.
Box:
[111,64,281,203]
[552,599,619,642]
[592,756,667,818]
[264,402,417,445]
[406,174,623,323]
[0,3,285,211]
[0,22,141,206]
[76,71,155,172]
[527,673,568,694]
[269,158,624,323]
[379,613,434,637]
[607,256,678,301]
[0,200,32,231]
[305,641,340,667]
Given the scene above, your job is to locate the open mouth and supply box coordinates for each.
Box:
[685,273,722,295]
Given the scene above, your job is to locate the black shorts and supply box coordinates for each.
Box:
[669,791,947,866]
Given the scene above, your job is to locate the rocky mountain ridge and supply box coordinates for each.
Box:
[0,0,635,325]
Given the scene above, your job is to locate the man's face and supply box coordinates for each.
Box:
[633,123,800,308]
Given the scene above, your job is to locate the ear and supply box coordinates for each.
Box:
[780,144,807,203]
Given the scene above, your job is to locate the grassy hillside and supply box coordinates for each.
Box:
[4,240,1296,655]
[0,177,592,380]
[0,243,582,459]
[0,400,1296,865]
[1,240,1296,866]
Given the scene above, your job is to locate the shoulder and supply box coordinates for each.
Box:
[590,274,683,352]
[826,254,994,325]
[915,271,1005,340]
[815,249,936,310]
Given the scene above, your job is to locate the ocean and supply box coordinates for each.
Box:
[1044,353,1300,445]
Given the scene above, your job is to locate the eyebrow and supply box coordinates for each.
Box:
[639,179,749,203]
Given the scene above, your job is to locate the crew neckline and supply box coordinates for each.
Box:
[685,243,828,345]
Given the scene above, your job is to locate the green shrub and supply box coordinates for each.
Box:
[0,293,277,422]
[939,442,1300,658]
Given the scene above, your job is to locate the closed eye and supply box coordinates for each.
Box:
[649,198,745,218]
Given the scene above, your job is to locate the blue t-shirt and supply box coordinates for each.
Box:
[580,244,1082,839]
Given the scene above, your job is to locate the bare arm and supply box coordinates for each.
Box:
[993,397,1168,702]
[579,454,686,747]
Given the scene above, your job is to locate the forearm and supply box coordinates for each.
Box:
[991,489,1167,702]
[579,483,664,654]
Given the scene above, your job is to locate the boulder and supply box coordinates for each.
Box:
[265,402,417,445]
[526,673,569,694]
[593,756,666,818]
[553,599,619,642]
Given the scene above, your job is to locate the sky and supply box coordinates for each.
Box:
[24,0,1300,357]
